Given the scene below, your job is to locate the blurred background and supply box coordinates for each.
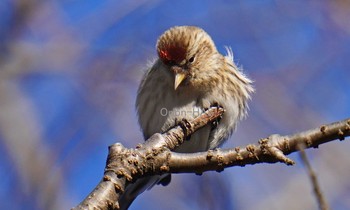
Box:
[1,1,350,209]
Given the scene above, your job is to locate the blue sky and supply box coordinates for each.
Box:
[0,1,350,210]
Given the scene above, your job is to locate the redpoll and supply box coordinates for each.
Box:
[120,26,254,209]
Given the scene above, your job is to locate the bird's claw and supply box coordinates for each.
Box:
[177,118,192,140]
[209,102,223,130]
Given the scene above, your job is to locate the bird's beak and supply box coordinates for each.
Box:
[174,73,186,90]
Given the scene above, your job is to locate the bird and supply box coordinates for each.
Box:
[119,25,254,209]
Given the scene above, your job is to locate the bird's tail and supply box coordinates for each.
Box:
[119,174,170,210]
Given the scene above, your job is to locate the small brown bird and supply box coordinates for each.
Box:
[120,26,254,209]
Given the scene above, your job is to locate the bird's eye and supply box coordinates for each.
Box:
[168,60,176,65]
[188,56,195,63]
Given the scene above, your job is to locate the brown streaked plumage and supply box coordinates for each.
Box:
[119,26,254,209]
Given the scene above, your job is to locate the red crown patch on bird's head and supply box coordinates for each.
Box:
[158,45,186,64]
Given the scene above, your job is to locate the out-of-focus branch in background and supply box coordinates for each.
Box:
[1,1,350,210]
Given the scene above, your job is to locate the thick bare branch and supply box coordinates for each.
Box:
[74,113,350,210]
[74,107,225,209]
[167,118,350,173]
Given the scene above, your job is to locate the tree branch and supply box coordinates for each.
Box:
[299,145,329,210]
[73,108,350,209]
[74,107,225,209]
[167,118,350,173]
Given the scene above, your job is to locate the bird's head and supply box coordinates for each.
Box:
[156,26,219,90]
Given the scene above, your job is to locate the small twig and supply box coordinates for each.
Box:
[298,144,329,210]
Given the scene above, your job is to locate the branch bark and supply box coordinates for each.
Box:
[74,107,225,209]
[74,109,350,209]
[167,118,350,173]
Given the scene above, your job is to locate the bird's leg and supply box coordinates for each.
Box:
[176,118,192,141]
[210,102,223,130]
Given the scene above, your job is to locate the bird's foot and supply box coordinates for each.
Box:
[175,118,192,140]
[209,102,223,130]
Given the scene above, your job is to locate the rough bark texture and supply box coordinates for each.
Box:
[74,109,350,209]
